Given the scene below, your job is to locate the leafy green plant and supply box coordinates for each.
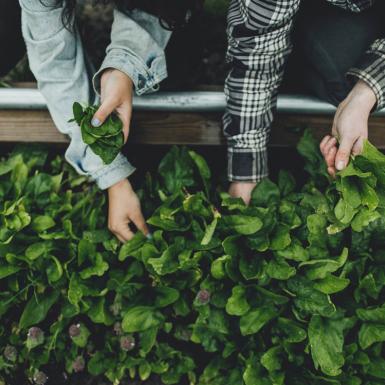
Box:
[1,130,385,385]
[71,102,124,164]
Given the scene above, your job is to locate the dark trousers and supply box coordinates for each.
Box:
[283,0,385,105]
[0,0,25,77]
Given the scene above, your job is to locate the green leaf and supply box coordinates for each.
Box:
[275,239,309,262]
[79,253,109,279]
[266,257,296,280]
[240,306,277,336]
[77,239,96,266]
[201,218,218,245]
[211,255,231,280]
[313,275,350,294]
[139,361,152,381]
[139,327,158,355]
[87,297,113,325]
[239,254,263,280]
[308,315,347,376]
[148,244,180,276]
[307,213,327,234]
[72,102,84,125]
[223,215,263,235]
[334,198,358,224]
[46,255,63,283]
[358,323,385,349]
[19,290,60,329]
[0,265,21,279]
[278,170,296,196]
[250,179,280,207]
[269,224,291,251]
[243,358,270,385]
[31,215,55,232]
[287,277,336,317]
[87,351,108,376]
[276,317,306,343]
[25,242,51,261]
[299,247,348,280]
[158,146,194,193]
[188,150,211,195]
[261,346,283,373]
[226,286,250,316]
[154,287,180,308]
[122,306,164,333]
[297,128,328,180]
[118,232,147,261]
[356,305,385,323]
[366,357,385,379]
[351,208,381,232]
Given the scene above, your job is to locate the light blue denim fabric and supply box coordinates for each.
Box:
[19,0,171,189]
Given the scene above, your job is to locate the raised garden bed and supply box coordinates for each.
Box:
[2,86,385,149]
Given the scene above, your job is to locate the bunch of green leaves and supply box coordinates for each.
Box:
[71,102,124,164]
[328,141,385,234]
[1,130,385,385]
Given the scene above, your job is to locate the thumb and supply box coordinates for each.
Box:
[91,99,116,127]
[335,136,354,171]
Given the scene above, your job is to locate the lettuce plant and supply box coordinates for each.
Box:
[0,131,385,385]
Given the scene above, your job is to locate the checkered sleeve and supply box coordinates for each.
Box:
[223,0,301,182]
[329,0,374,12]
[347,38,385,110]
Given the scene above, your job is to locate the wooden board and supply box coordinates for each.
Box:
[1,109,385,147]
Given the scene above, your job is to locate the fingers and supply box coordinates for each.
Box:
[320,135,331,152]
[91,98,117,127]
[326,146,337,177]
[320,136,337,157]
[109,221,135,243]
[352,136,364,156]
[335,135,355,171]
[118,103,132,143]
[320,136,338,177]
[131,207,150,236]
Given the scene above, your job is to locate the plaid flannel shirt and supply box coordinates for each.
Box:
[224,0,385,182]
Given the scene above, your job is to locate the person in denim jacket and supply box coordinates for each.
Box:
[19,0,199,242]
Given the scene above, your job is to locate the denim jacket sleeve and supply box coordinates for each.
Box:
[92,9,172,96]
[19,0,138,190]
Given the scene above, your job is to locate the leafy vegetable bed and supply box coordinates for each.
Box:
[1,131,385,385]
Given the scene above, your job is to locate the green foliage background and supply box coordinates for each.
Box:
[1,131,385,384]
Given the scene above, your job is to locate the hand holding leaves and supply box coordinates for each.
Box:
[71,102,124,164]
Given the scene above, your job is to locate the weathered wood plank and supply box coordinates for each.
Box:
[1,109,385,147]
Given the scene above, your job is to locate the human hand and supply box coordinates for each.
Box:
[320,80,377,177]
[92,68,133,142]
[228,181,257,205]
[108,179,149,242]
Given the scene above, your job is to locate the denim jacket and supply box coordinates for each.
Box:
[19,0,171,189]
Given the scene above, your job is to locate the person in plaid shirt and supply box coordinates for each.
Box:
[225,0,385,203]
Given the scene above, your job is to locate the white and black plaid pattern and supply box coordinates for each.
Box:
[224,0,383,182]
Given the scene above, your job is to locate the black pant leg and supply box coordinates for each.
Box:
[0,0,26,78]
[284,0,385,106]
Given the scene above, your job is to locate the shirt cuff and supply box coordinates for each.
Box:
[92,49,167,97]
[227,148,269,183]
[346,41,385,110]
[91,153,136,190]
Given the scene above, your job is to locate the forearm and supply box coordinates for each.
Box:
[20,0,135,189]
[224,1,298,182]
[345,79,377,114]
